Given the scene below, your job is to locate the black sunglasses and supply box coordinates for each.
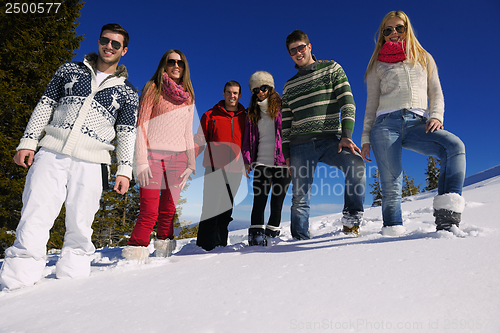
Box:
[166,59,185,68]
[382,25,406,37]
[252,85,269,95]
[288,44,307,56]
[99,37,122,50]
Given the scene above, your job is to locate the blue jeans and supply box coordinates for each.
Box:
[370,109,466,226]
[289,137,366,239]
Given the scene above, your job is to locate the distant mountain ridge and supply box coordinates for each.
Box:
[464,164,500,187]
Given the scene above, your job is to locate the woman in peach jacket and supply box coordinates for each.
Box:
[123,49,195,260]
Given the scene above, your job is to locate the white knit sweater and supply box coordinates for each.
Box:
[17,53,139,179]
[361,56,445,146]
[255,98,275,167]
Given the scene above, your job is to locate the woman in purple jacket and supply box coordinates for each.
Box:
[242,71,291,246]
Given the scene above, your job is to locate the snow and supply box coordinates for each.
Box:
[1,168,500,333]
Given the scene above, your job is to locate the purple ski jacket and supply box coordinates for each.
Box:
[241,111,286,170]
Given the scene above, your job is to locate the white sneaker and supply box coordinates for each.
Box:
[381,225,406,237]
[122,246,149,262]
[154,239,176,257]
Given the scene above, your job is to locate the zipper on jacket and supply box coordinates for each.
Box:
[208,119,216,171]
[211,119,216,142]
[229,115,234,165]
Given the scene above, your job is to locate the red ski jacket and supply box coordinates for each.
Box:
[194,100,246,172]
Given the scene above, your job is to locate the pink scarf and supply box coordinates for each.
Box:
[378,41,406,63]
[162,72,191,104]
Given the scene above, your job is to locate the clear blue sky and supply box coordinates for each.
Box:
[73,0,500,226]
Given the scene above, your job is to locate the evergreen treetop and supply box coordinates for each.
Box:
[0,0,84,129]
[424,156,440,192]
[402,171,421,198]
[369,168,382,207]
[0,0,84,255]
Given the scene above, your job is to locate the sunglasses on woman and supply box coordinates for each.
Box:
[252,85,269,95]
[288,44,307,56]
[382,25,406,37]
[166,59,185,68]
[99,37,122,50]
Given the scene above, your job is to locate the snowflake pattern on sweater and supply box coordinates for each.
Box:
[18,53,139,179]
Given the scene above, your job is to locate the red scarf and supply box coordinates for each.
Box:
[162,72,191,104]
[378,41,406,63]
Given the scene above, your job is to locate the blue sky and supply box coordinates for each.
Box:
[72,0,500,225]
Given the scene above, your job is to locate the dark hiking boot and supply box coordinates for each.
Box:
[433,193,465,231]
[265,227,280,238]
[343,225,360,236]
[434,209,461,231]
[341,211,363,236]
[248,227,267,246]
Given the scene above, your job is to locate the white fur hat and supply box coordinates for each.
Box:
[248,71,274,92]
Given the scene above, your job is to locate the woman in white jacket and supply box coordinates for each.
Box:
[361,10,466,235]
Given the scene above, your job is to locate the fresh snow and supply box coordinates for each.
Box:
[1,167,500,333]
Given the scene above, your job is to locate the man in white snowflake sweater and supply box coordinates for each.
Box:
[0,24,139,290]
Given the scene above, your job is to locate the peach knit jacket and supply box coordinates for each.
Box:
[135,80,195,174]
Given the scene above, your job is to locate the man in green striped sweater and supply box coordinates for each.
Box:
[282,30,366,240]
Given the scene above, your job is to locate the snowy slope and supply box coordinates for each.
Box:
[1,169,499,333]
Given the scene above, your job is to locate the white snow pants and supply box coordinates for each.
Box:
[0,148,102,289]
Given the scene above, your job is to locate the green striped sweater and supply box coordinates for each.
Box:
[281,60,356,158]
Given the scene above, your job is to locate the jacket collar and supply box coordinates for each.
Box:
[295,54,318,76]
[83,52,129,79]
[215,100,246,116]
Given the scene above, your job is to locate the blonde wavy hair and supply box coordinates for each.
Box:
[365,10,435,80]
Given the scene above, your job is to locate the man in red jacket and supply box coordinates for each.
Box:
[194,81,246,251]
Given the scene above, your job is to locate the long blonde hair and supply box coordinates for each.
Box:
[365,10,435,80]
[142,49,195,104]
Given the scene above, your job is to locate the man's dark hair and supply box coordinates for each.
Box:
[100,23,130,48]
[224,80,241,94]
[286,30,310,51]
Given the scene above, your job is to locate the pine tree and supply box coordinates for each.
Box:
[402,170,421,198]
[0,0,84,255]
[0,1,84,228]
[173,183,199,239]
[176,221,199,239]
[93,149,140,249]
[369,169,383,206]
[424,156,440,192]
[48,207,67,250]
[0,227,16,259]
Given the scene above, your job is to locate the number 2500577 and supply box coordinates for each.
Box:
[5,3,62,14]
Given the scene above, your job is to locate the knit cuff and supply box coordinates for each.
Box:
[116,164,133,180]
[361,134,371,147]
[341,119,354,140]
[429,112,444,124]
[17,138,39,152]
[341,128,353,140]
